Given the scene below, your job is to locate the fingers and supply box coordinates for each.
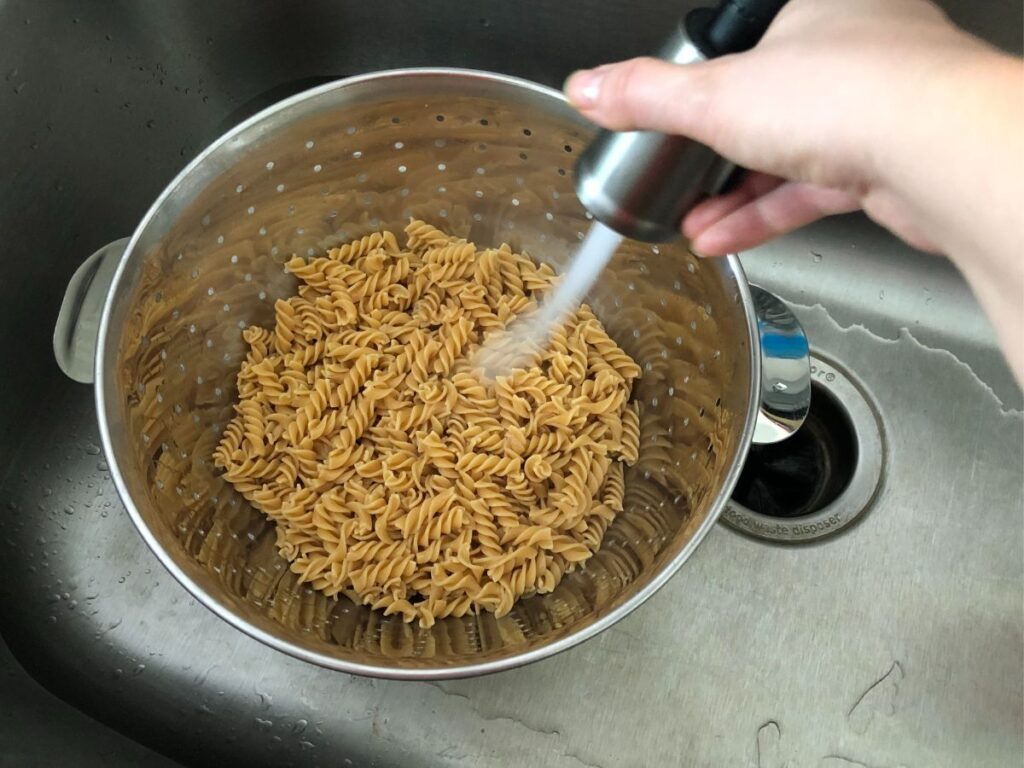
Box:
[563,51,882,192]
[681,173,785,239]
[565,57,721,138]
[688,181,860,256]
[564,56,830,184]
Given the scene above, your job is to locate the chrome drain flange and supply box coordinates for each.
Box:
[722,355,884,543]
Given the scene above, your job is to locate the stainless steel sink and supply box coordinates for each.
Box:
[1,1,1021,766]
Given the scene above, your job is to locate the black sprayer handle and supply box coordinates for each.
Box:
[687,0,789,58]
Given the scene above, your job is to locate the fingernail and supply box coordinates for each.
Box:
[689,239,717,259]
[565,69,606,108]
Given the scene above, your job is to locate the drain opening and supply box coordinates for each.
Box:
[722,355,884,543]
[732,383,856,518]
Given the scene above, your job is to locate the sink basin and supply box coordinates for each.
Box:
[1,1,1020,766]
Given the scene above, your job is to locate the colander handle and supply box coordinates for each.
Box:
[751,284,811,444]
[53,237,130,384]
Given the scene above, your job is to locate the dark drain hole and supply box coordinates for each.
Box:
[732,383,857,518]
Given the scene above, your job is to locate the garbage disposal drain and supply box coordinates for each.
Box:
[722,355,884,543]
[732,384,855,518]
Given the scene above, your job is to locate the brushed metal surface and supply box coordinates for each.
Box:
[2,218,1020,767]
[1,0,1021,765]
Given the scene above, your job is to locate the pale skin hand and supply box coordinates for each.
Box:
[565,0,1024,380]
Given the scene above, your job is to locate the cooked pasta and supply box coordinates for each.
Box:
[214,221,641,627]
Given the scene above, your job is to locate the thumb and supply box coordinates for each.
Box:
[565,57,724,142]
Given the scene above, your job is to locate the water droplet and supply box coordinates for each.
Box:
[132,664,146,676]
[63,505,74,515]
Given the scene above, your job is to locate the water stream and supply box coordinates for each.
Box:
[473,222,623,377]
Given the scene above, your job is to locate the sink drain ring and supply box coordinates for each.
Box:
[722,354,884,543]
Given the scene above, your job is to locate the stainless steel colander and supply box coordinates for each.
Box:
[53,69,809,678]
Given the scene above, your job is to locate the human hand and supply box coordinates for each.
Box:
[564,0,983,256]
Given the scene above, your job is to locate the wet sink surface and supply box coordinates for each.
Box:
[3,223,1022,768]
[1,2,1021,767]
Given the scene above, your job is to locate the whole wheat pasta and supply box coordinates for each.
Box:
[214,221,641,627]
